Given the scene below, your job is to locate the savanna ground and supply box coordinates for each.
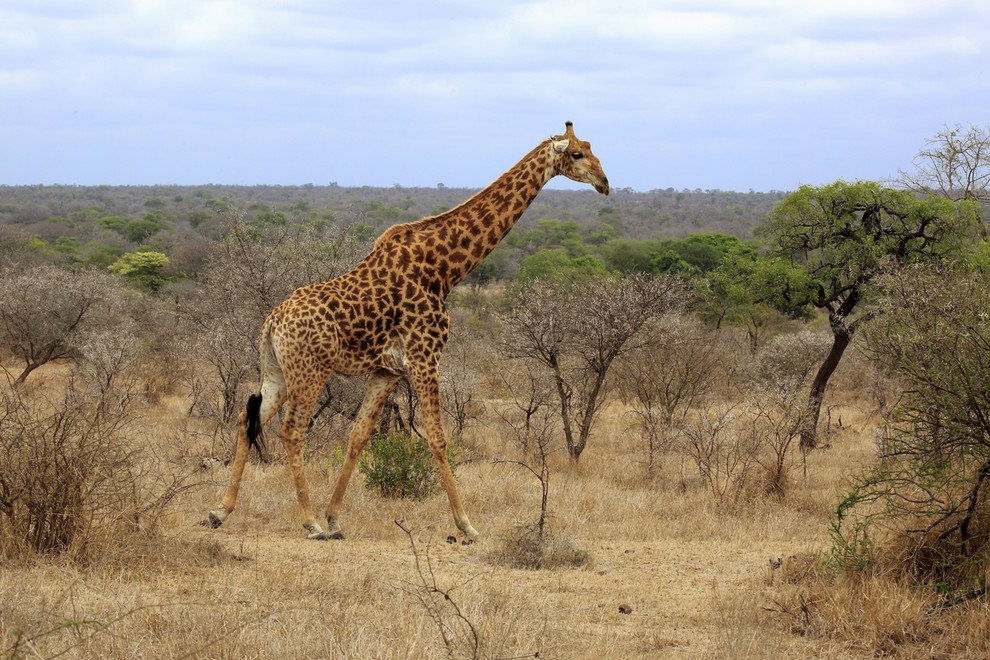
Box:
[2,351,988,660]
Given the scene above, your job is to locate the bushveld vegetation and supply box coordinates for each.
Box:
[2,126,990,657]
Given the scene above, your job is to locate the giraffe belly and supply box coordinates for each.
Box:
[325,335,407,377]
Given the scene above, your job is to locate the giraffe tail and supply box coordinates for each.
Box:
[244,317,278,457]
[244,393,264,455]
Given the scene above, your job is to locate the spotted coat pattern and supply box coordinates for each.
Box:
[209,122,609,541]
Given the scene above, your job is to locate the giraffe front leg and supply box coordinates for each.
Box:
[413,369,480,543]
[325,372,398,538]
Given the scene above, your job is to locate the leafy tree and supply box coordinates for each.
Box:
[763,180,981,448]
[23,237,55,261]
[124,218,162,243]
[97,215,128,233]
[78,241,124,269]
[252,210,287,227]
[602,239,656,274]
[109,250,171,292]
[650,247,692,275]
[699,246,809,349]
[512,218,586,257]
[516,248,609,283]
[604,234,754,276]
[54,235,78,259]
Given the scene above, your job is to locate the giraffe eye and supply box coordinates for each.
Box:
[571,152,584,160]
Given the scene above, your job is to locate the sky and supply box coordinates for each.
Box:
[1,1,987,192]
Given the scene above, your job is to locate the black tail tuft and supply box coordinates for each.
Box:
[245,393,264,455]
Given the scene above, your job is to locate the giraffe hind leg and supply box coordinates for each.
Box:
[208,403,256,528]
[208,378,286,528]
[273,379,342,540]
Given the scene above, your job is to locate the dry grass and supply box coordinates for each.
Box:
[2,360,988,658]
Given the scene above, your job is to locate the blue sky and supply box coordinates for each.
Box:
[1,1,987,192]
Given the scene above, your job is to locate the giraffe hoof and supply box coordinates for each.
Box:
[462,526,480,544]
[207,510,226,528]
[307,529,345,541]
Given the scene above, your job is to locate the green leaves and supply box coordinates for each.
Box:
[764,181,981,313]
[108,250,171,293]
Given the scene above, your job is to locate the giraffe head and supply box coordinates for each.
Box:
[550,121,610,195]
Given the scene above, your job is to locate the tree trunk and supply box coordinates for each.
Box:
[549,358,578,460]
[800,322,851,450]
[572,366,610,462]
[15,362,40,384]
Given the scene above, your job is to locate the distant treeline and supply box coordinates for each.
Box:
[0,184,784,284]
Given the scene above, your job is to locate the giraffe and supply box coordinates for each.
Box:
[208,122,609,541]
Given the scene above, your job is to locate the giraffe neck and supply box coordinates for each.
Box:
[421,139,556,293]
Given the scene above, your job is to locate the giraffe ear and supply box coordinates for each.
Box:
[552,139,569,153]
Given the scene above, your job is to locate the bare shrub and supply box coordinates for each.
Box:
[500,274,688,461]
[490,356,555,458]
[493,404,557,537]
[0,377,200,562]
[439,323,488,446]
[489,360,588,570]
[896,123,990,202]
[742,329,831,390]
[739,330,831,494]
[745,385,807,497]
[833,266,990,599]
[489,525,590,571]
[616,313,726,477]
[767,560,990,657]
[0,266,124,383]
[682,405,760,506]
[394,521,480,659]
[307,373,364,453]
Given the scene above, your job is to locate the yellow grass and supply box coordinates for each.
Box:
[1,361,988,658]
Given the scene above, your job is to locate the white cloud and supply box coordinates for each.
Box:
[0,0,987,189]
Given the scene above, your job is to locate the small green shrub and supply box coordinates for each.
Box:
[358,432,456,499]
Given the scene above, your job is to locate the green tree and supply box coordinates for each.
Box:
[124,218,161,243]
[78,241,123,269]
[604,234,754,276]
[517,248,609,283]
[764,180,981,448]
[252,210,287,227]
[109,250,171,292]
[97,215,128,233]
[700,250,808,349]
[54,235,79,259]
[601,239,656,274]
